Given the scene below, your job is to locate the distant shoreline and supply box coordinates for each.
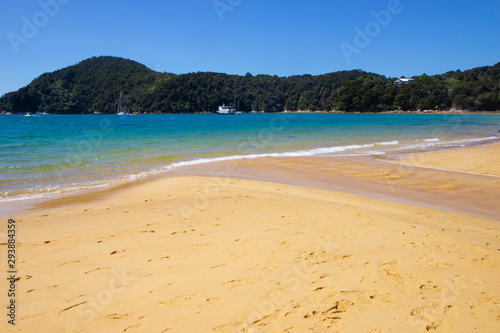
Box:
[1,110,499,115]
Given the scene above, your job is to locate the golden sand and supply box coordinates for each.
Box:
[396,143,500,177]
[1,144,500,332]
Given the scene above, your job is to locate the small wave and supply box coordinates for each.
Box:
[376,140,399,146]
[468,136,499,142]
[424,138,440,142]
[160,143,376,171]
[446,136,499,145]
[0,181,112,203]
[0,143,380,202]
[121,144,378,180]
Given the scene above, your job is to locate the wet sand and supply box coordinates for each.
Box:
[1,144,499,332]
[392,143,500,177]
[171,152,500,222]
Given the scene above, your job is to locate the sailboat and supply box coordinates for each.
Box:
[235,99,242,115]
[117,90,129,115]
[35,96,49,116]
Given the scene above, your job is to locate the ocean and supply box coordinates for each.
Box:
[1,113,499,205]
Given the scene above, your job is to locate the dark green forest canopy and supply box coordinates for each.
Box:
[1,56,499,113]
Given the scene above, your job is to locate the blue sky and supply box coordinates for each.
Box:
[1,0,499,96]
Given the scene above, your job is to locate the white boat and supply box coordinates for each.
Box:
[216,104,236,115]
[117,90,129,115]
[35,96,49,116]
[216,101,241,115]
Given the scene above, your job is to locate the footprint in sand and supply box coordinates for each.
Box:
[378,260,398,269]
[402,242,421,249]
[248,308,287,328]
[222,279,246,289]
[168,295,196,306]
[305,299,354,324]
[443,305,458,318]
[123,316,147,332]
[360,274,382,286]
[59,301,87,314]
[59,260,80,266]
[84,267,109,274]
[419,283,442,292]
[369,291,392,303]
[334,254,355,261]
[198,297,221,308]
[106,313,130,320]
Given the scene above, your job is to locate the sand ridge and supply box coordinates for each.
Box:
[393,143,500,177]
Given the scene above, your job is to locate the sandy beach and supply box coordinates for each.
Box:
[394,143,500,177]
[2,144,500,332]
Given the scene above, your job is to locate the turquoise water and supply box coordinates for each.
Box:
[1,113,499,202]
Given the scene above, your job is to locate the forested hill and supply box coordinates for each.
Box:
[1,57,161,114]
[1,56,499,113]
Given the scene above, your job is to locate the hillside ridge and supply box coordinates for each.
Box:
[1,56,499,113]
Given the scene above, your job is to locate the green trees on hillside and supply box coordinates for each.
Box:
[1,56,499,113]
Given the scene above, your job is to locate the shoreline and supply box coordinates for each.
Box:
[2,112,499,215]
[3,142,500,332]
[3,139,500,220]
[2,110,499,115]
[168,147,500,222]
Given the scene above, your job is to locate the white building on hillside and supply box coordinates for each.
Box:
[395,77,415,85]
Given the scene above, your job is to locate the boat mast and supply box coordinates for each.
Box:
[118,90,122,113]
[43,96,46,113]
